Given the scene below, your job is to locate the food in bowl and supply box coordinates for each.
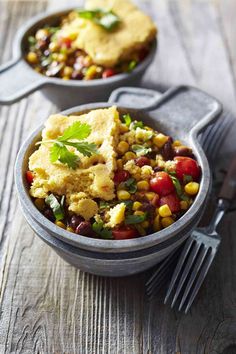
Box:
[26,106,201,240]
[25,0,157,80]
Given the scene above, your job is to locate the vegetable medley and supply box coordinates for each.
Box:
[26,110,201,240]
[25,9,152,80]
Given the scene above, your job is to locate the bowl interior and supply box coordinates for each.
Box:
[16,103,210,253]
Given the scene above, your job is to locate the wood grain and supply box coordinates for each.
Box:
[0,0,236,353]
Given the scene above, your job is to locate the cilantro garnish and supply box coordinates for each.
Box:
[131,144,152,157]
[130,121,144,130]
[36,121,98,169]
[127,60,137,72]
[92,221,112,239]
[45,194,65,221]
[122,113,132,127]
[122,178,137,194]
[77,8,120,31]
[125,213,147,225]
[170,175,182,198]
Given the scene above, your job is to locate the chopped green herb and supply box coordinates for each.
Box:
[28,36,36,45]
[123,178,137,194]
[122,113,132,127]
[47,26,60,34]
[170,175,182,197]
[125,213,147,225]
[37,121,97,169]
[183,174,193,183]
[130,120,144,130]
[77,8,120,31]
[92,221,112,239]
[127,60,137,72]
[99,200,110,210]
[45,194,64,221]
[131,144,152,157]
[120,200,133,210]
[181,194,190,202]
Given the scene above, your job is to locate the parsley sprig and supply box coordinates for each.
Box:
[37,121,98,169]
[77,8,120,31]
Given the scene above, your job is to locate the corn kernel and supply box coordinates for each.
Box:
[117,190,131,200]
[117,141,129,155]
[153,133,169,148]
[132,201,142,211]
[55,221,66,229]
[134,210,145,216]
[172,140,182,147]
[145,192,156,201]
[141,221,149,228]
[124,151,136,161]
[66,226,74,232]
[49,42,59,52]
[180,200,188,210]
[137,180,149,191]
[153,215,161,231]
[159,204,172,217]
[150,159,156,167]
[117,159,123,170]
[85,65,98,80]
[34,198,45,211]
[62,76,70,80]
[184,182,200,195]
[120,124,129,133]
[144,126,153,131]
[155,207,159,215]
[26,52,38,64]
[161,217,174,228]
[63,66,73,77]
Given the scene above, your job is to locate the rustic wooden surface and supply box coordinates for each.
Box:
[0,0,236,353]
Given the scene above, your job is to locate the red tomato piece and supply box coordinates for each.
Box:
[135,156,151,167]
[150,171,175,196]
[59,37,72,48]
[174,157,200,181]
[112,227,139,240]
[102,69,116,78]
[26,170,34,185]
[113,170,130,185]
[160,193,180,213]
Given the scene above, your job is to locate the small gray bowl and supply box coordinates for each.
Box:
[0,7,157,109]
[15,86,222,276]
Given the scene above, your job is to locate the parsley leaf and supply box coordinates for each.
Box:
[170,175,182,198]
[131,144,152,157]
[123,178,137,194]
[77,9,120,31]
[45,194,65,221]
[130,120,144,130]
[58,121,91,141]
[50,144,79,169]
[125,213,147,225]
[122,113,132,127]
[92,221,112,239]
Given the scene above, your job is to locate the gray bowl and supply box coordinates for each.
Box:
[15,86,222,276]
[0,7,157,109]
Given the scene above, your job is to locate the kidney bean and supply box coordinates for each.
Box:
[141,202,155,218]
[173,146,193,157]
[70,215,84,229]
[161,138,174,160]
[154,166,163,172]
[135,156,151,167]
[75,221,92,236]
[151,194,160,207]
[44,208,55,222]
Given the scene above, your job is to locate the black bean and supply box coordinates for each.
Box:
[173,146,193,157]
[161,138,174,160]
[75,221,92,236]
[70,215,84,229]
[44,208,55,222]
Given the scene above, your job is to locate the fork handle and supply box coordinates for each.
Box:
[218,156,236,200]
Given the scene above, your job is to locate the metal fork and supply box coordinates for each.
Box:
[164,156,236,312]
[145,112,234,303]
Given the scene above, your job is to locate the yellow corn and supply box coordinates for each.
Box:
[62,76,70,80]
[124,151,136,161]
[150,159,156,167]
[153,215,161,231]
[117,159,123,170]
[161,217,174,228]
[132,201,142,211]
[180,200,188,210]
[144,126,153,131]
[49,42,59,52]
[85,65,98,80]
[184,182,200,195]
[63,66,73,77]
[137,180,149,191]
[120,124,129,133]
[141,221,149,228]
[66,226,74,233]
[34,198,45,211]
[134,210,145,216]
[57,53,67,62]
[153,133,169,148]
[117,190,131,200]
[26,52,38,64]
[172,140,182,147]
[145,192,156,201]
[155,207,159,215]
[55,221,66,229]
[159,204,172,217]
[117,141,129,155]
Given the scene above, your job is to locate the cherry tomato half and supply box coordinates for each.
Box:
[174,157,200,181]
[160,193,180,213]
[150,171,175,196]
[102,69,116,78]
[113,170,130,185]
[26,170,34,185]
[112,227,139,240]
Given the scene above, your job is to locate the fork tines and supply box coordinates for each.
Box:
[164,237,217,313]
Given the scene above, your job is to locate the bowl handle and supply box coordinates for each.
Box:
[0,58,45,105]
[108,86,222,138]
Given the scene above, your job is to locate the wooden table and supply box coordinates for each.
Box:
[1,0,236,353]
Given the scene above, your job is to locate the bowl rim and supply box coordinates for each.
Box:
[11,6,157,87]
[15,101,211,253]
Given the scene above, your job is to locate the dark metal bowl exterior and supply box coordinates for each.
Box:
[15,86,222,276]
[0,7,157,108]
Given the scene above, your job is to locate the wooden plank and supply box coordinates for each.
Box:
[0,0,236,353]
